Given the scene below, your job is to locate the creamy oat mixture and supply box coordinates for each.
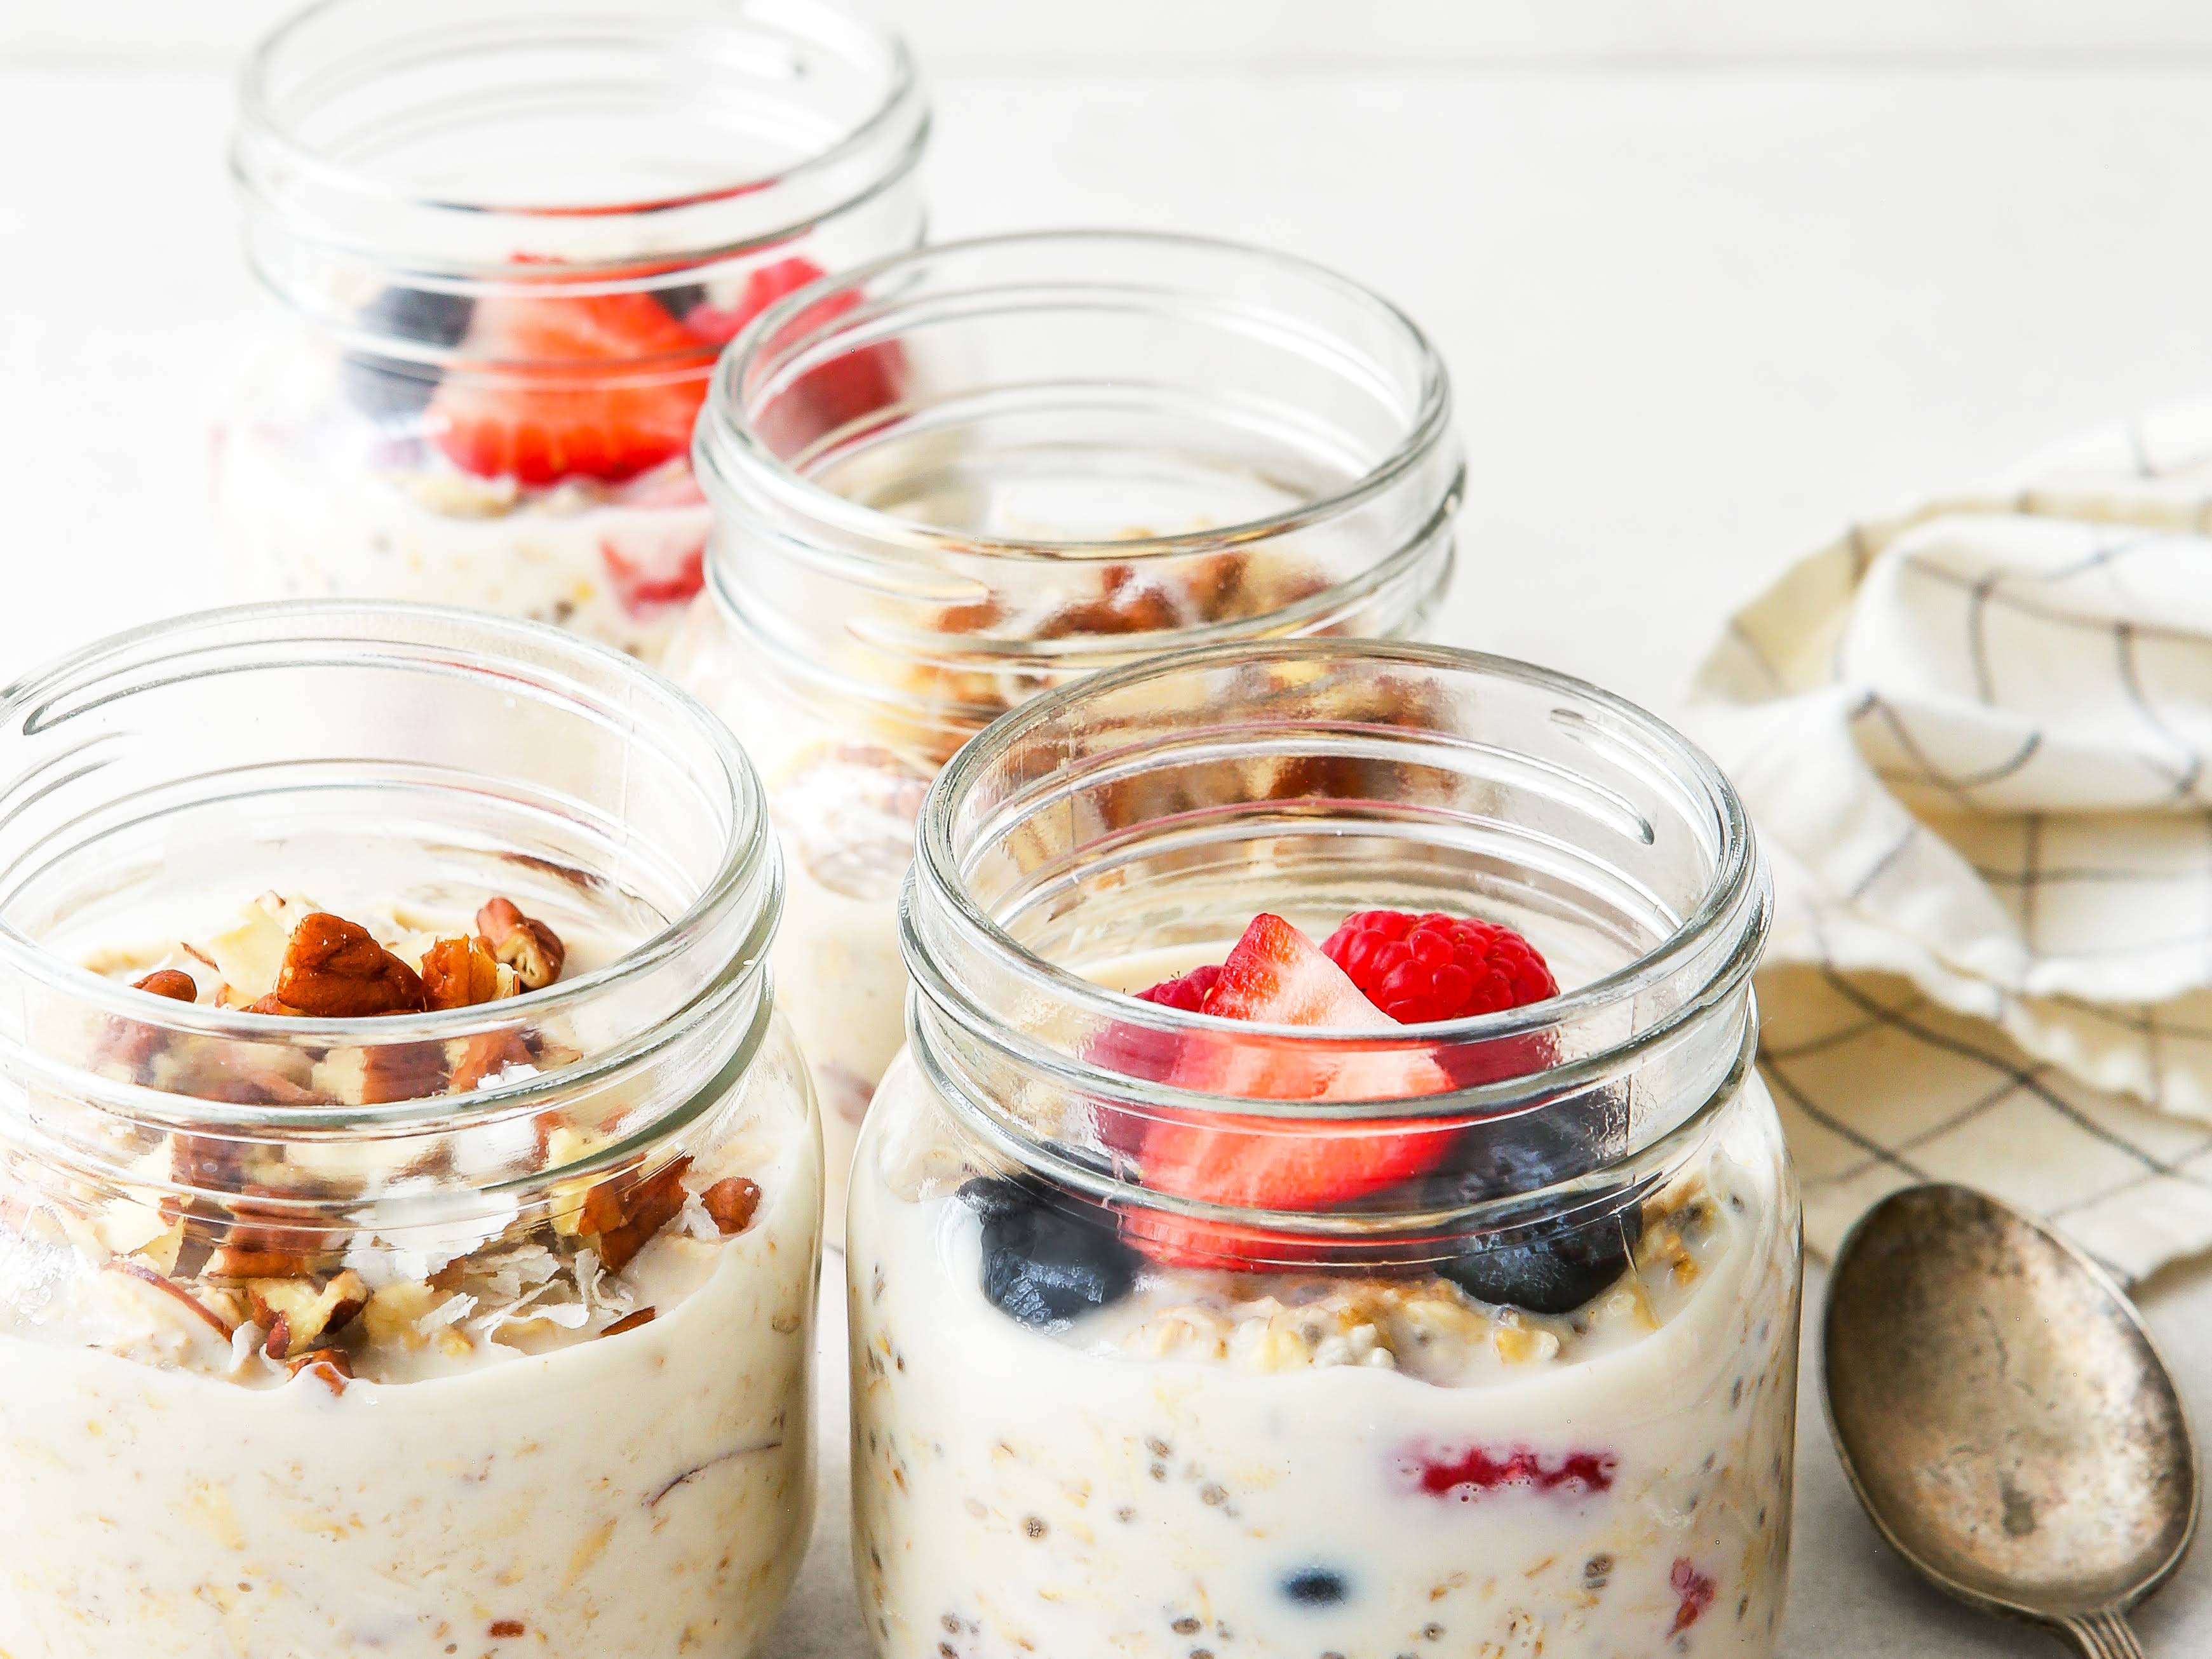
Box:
[0,882,821,1656]
[847,1056,1799,1659]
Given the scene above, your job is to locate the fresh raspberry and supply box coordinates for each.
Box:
[1321,911,1556,1024]
[1403,1444,1616,1502]
[1669,1559,1717,1635]
[1134,964,1222,1012]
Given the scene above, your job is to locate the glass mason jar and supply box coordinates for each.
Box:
[0,604,822,1657]
[669,231,1464,1225]
[219,0,929,664]
[849,641,1801,1659]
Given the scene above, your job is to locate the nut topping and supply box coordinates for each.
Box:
[284,1347,353,1394]
[132,969,198,1003]
[582,1155,694,1273]
[250,1270,371,1360]
[421,935,509,1009]
[602,1306,656,1336]
[703,1178,762,1236]
[274,913,428,1018]
[476,898,565,991]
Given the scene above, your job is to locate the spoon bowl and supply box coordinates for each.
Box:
[1824,1184,2199,1656]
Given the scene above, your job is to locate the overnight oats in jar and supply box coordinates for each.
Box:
[848,641,1800,1658]
[0,605,822,1656]
[669,232,1464,1218]
[219,0,928,661]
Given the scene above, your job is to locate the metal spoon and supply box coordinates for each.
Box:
[1824,1183,2199,1658]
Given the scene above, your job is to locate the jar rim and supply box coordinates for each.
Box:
[700,227,1459,561]
[231,0,928,269]
[908,638,1764,1100]
[0,601,779,1129]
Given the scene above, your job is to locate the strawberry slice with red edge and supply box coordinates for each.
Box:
[1126,915,1453,1268]
[427,289,715,487]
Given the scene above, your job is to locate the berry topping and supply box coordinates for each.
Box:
[1126,917,1450,1266]
[342,285,476,422]
[1438,1200,1642,1316]
[959,1176,1142,1329]
[1321,910,1556,1024]
[426,289,713,486]
[1134,963,1222,1012]
[1669,1559,1717,1635]
[1280,1567,1351,1606]
[1404,1444,1616,1503]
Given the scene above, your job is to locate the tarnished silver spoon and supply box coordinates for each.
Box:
[1824,1184,2199,1657]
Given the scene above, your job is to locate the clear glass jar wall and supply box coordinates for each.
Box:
[0,605,822,1656]
[669,232,1465,1221]
[849,641,1800,1658]
[219,0,929,662]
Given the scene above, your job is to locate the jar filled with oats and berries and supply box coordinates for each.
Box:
[668,232,1464,1223]
[0,604,821,1658]
[220,0,929,662]
[849,640,1802,1659]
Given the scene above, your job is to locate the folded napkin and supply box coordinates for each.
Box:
[1687,396,2212,1282]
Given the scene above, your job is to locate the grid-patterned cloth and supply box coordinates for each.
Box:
[1687,395,2212,1282]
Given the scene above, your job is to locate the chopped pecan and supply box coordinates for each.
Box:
[586,1155,694,1272]
[251,1270,370,1359]
[450,1028,535,1093]
[133,969,198,1003]
[476,899,565,991]
[245,992,304,1016]
[274,913,428,1018]
[702,1177,762,1236]
[200,1184,326,1282]
[1037,563,1186,640]
[421,935,507,1010]
[356,1041,449,1106]
[602,1306,656,1336]
[285,1347,353,1394]
[100,969,199,1075]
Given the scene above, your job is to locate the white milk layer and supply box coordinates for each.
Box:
[847,1059,1800,1659]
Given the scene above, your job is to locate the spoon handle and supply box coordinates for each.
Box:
[2057,1608,2147,1659]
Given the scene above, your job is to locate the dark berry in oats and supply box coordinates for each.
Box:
[651,281,709,322]
[341,284,475,422]
[1439,1198,1642,1316]
[1280,1566,1350,1606]
[959,1176,1140,1329]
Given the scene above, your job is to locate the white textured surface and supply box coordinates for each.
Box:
[6,44,2212,1658]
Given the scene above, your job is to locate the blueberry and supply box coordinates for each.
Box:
[1281,1566,1350,1606]
[959,1176,1141,1329]
[341,285,475,422]
[1440,1199,1643,1315]
[651,282,709,322]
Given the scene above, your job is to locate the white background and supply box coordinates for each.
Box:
[7,4,2212,1655]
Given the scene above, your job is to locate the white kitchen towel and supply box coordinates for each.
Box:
[1687,395,2212,1282]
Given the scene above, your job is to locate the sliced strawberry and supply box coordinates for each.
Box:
[427,290,714,486]
[1128,917,1452,1266]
